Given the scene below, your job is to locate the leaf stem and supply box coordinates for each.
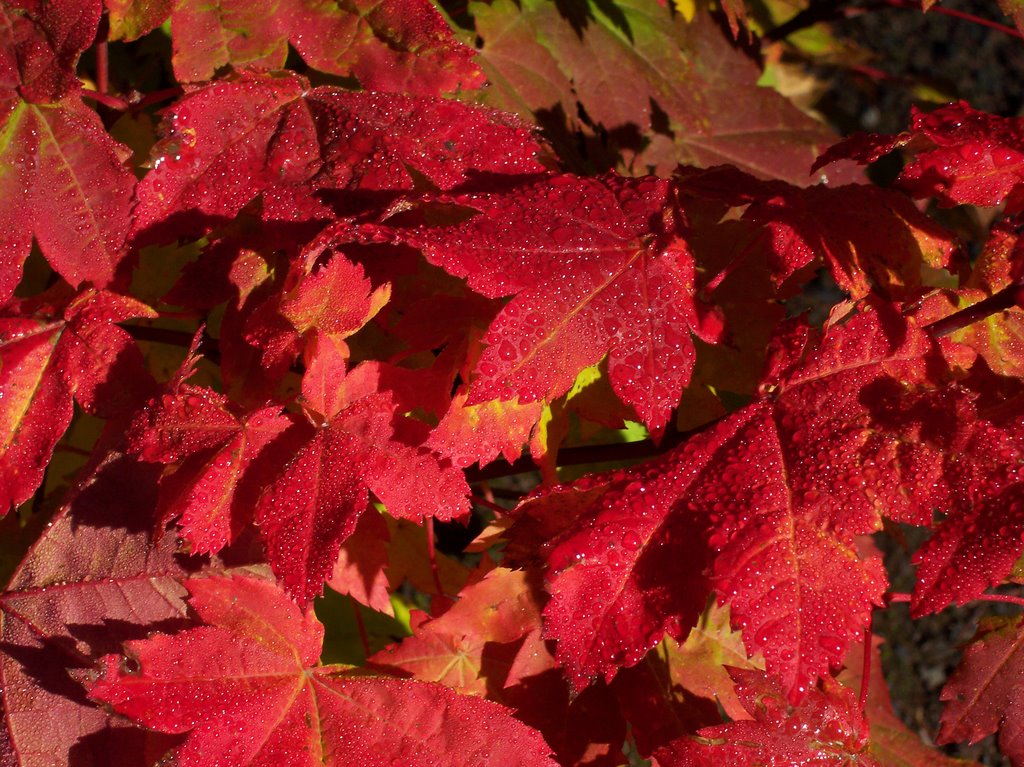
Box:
[80,89,130,111]
[351,599,371,659]
[922,284,1021,338]
[425,521,446,597]
[882,0,1024,40]
[95,41,109,95]
[887,591,1024,608]
[858,624,872,715]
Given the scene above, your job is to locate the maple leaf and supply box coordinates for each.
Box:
[131,71,543,242]
[653,669,876,767]
[428,388,545,469]
[0,288,155,513]
[120,0,482,93]
[530,309,1011,700]
[814,101,1024,209]
[0,0,100,102]
[677,165,957,300]
[369,566,545,695]
[88,574,559,767]
[0,95,136,302]
[256,374,470,605]
[0,451,260,767]
[471,0,854,183]
[127,384,294,554]
[938,614,1024,766]
[327,508,393,615]
[1000,0,1024,34]
[378,173,724,437]
[911,220,1024,378]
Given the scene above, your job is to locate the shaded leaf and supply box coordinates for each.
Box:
[654,669,877,767]
[472,0,852,183]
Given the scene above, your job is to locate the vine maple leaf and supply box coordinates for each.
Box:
[131,71,543,242]
[472,0,854,182]
[530,309,1010,700]
[379,173,724,436]
[0,288,154,512]
[0,0,100,102]
[938,614,1024,766]
[128,385,294,555]
[654,669,875,766]
[256,371,470,605]
[103,0,482,94]
[0,451,262,766]
[369,567,545,695]
[677,165,957,300]
[88,574,559,767]
[814,101,1024,209]
[0,95,136,302]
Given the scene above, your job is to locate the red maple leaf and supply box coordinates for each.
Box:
[938,614,1024,765]
[654,669,875,767]
[0,450,262,766]
[677,165,957,299]
[256,366,470,605]
[814,101,1024,209]
[0,288,155,512]
[374,173,724,437]
[128,384,294,555]
[108,0,483,93]
[88,574,559,767]
[0,0,100,102]
[0,94,136,302]
[131,71,543,242]
[529,309,1009,700]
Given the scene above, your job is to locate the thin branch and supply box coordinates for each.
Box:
[884,0,1024,40]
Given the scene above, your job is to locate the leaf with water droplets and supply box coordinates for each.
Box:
[128,385,294,554]
[256,385,470,605]
[382,173,723,437]
[937,614,1024,766]
[0,451,257,767]
[653,669,877,767]
[815,101,1024,209]
[0,0,100,102]
[678,165,957,300]
[0,95,136,302]
[533,309,1004,700]
[160,0,482,93]
[132,71,543,242]
[0,288,155,513]
[88,574,560,767]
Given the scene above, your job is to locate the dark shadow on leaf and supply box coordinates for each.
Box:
[69,456,162,535]
[1,638,93,704]
[68,721,182,767]
[64,617,196,658]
